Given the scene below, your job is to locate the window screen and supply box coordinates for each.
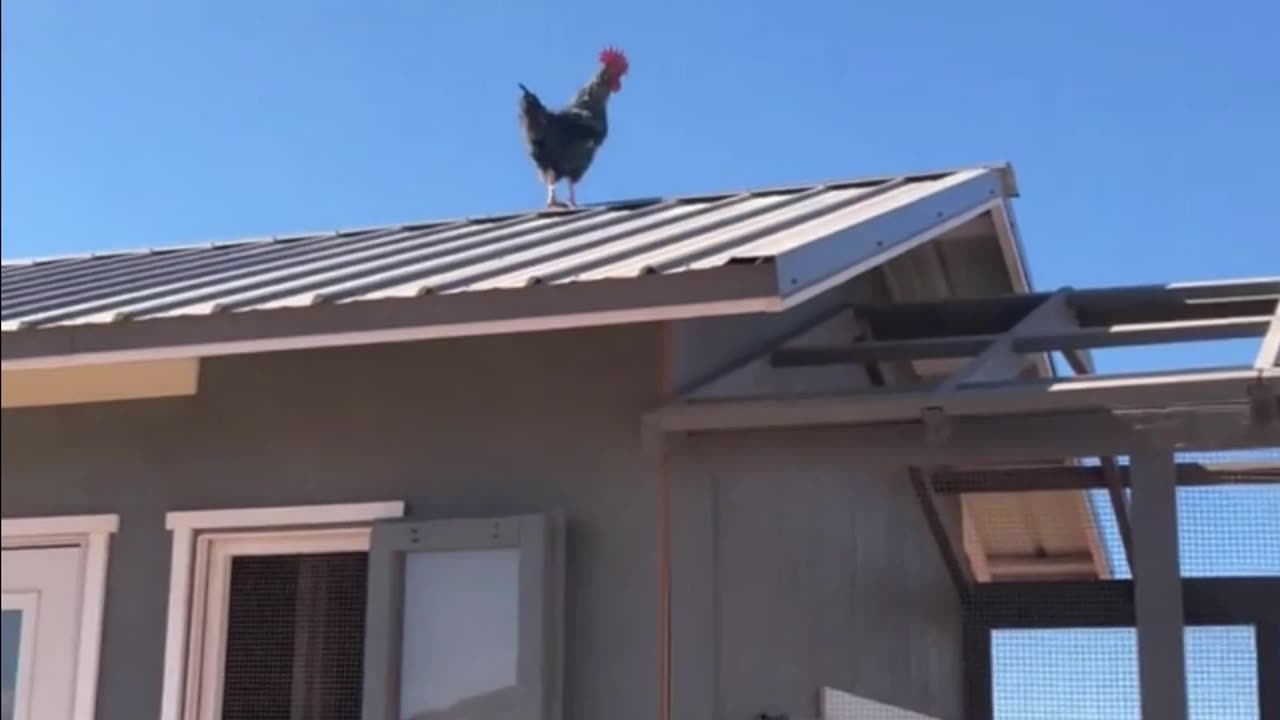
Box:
[221,551,369,720]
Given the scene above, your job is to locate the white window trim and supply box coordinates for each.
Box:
[1,513,120,720]
[158,501,404,720]
[188,527,371,720]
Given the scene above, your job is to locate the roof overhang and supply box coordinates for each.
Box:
[2,165,1024,370]
[649,279,1280,442]
[1,263,780,369]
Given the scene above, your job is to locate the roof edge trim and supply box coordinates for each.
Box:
[1,266,785,370]
[0,297,781,370]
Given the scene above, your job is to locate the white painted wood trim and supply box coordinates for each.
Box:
[165,501,406,531]
[158,501,405,720]
[192,528,372,720]
[158,526,194,720]
[1,513,119,720]
[1,513,119,539]
[989,199,1057,380]
[990,199,1032,295]
[781,199,1001,310]
[71,532,112,720]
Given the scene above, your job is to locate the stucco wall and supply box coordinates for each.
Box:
[3,312,962,720]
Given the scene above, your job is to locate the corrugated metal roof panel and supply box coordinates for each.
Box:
[1,166,1011,331]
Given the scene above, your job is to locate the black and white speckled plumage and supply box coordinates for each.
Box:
[517,52,626,207]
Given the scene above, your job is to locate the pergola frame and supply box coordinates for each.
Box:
[648,278,1280,440]
[644,277,1280,720]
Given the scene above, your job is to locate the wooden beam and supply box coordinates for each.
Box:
[961,500,993,582]
[938,290,1075,389]
[909,467,974,595]
[851,278,1280,340]
[1071,279,1280,326]
[652,367,1279,433]
[1101,458,1136,565]
[1257,621,1280,720]
[962,621,994,720]
[964,578,1280,628]
[1029,316,1274,351]
[986,553,1098,578]
[772,315,1271,368]
[931,462,1280,493]
[1256,300,1280,370]
[773,337,992,365]
[656,405,1277,466]
[1130,449,1188,720]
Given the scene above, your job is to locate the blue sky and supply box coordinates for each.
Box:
[2,1,1277,717]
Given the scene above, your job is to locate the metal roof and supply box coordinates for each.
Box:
[1,166,1011,332]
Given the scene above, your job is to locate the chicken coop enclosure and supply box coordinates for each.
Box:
[648,277,1280,720]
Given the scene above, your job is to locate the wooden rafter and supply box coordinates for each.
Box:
[1257,299,1280,370]
[930,461,1279,493]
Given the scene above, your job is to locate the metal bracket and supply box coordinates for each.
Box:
[922,406,952,444]
[1248,372,1277,424]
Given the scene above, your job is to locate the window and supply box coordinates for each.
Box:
[187,529,371,720]
[162,503,405,720]
[361,514,564,720]
[162,504,563,720]
[222,552,368,719]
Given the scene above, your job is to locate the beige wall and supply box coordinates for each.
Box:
[3,313,962,720]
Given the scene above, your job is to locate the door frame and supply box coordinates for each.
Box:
[1,514,119,720]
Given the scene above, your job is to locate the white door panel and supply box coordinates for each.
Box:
[1,547,84,720]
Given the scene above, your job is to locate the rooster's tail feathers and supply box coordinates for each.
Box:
[518,84,545,113]
[517,84,547,137]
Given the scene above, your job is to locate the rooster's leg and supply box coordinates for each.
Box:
[566,181,578,208]
[544,177,570,208]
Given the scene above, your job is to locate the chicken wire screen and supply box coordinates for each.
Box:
[221,551,369,720]
[956,447,1278,719]
[991,626,1259,720]
[1084,452,1280,579]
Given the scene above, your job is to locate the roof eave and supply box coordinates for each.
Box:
[0,163,1027,370]
[0,264,782,370]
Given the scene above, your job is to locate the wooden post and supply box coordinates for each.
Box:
[1257,621,1279,720]
[1130,449,1188,720]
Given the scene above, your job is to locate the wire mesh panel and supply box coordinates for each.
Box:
[1084,451,1280,580]
[1184,626,1260,719]
[992,627,1140,720]
[953,446,1279,719]
[221,551,369,720]
[990,626,1260,720]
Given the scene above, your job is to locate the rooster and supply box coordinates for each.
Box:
[517,47,630,208]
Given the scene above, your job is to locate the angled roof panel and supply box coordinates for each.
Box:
[1,165,1016,335]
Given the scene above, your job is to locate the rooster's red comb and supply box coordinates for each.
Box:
[599,46,629,73]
